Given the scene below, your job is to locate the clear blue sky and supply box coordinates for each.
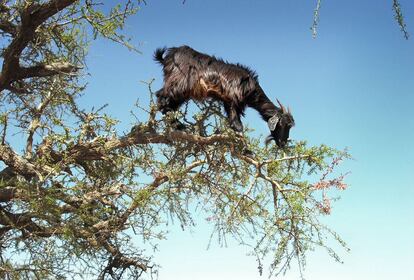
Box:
[83,1,414,279]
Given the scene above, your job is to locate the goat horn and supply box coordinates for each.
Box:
[276,99,287,113]
[265,135,274,146]
[288,106,291,114]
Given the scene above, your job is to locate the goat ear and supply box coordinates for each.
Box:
[268,115,279,131]
[276,99,287,114]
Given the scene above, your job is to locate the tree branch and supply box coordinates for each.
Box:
[0,21,17,35]
[0,206,53,237]
[41,129,232,164]
[0,143,53,179]
[17,62,82,80]
[0,0,78,91]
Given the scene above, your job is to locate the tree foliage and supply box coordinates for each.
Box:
[0,1,350,279]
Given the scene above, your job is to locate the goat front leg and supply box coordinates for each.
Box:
[224,103,254,157]
[156,89,186,130]
[224,104,243,133]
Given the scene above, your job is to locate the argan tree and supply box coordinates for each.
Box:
[0,1,350,279]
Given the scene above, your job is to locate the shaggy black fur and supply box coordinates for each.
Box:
[154,45,294,147]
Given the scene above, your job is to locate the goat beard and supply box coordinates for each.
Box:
[265,135,275,146]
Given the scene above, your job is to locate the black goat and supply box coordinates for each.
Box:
[154,45,294,148]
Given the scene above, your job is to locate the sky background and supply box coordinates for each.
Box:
[82,1,414,279]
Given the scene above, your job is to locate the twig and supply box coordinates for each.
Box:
[392,0,409,39]
[311,0,322,38]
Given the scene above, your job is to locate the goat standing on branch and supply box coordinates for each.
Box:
[154,45,295,148]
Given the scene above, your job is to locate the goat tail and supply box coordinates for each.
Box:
[154,47,167,65]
